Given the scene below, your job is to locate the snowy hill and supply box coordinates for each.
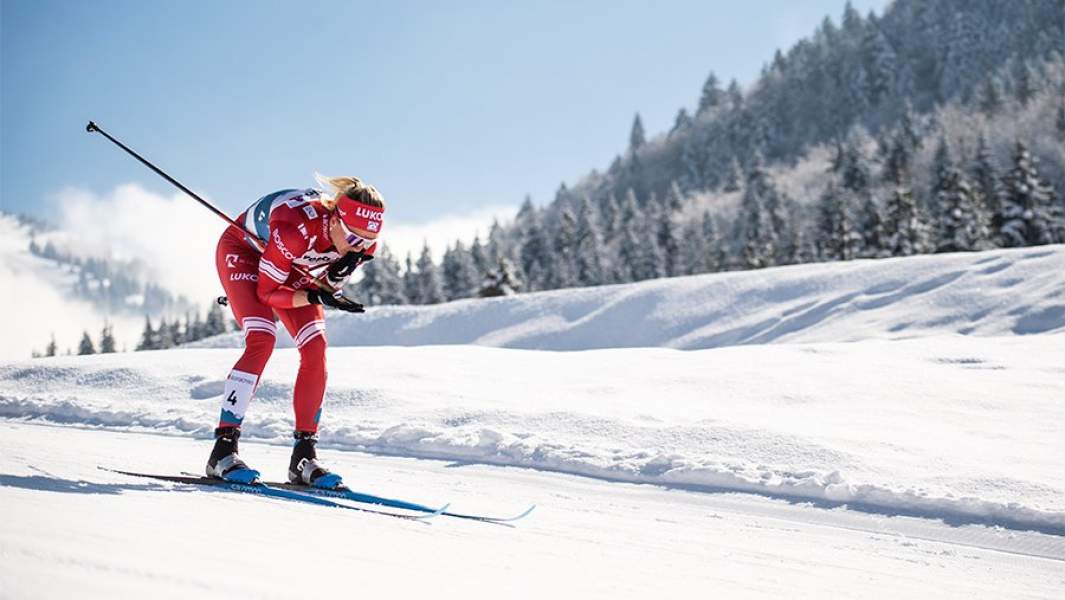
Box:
[197,244,1065,350]
[3,245,1065,597]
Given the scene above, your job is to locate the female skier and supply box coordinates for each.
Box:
[207,175,384,488]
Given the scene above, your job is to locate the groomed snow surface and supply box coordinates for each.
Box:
[3,245,1065,598]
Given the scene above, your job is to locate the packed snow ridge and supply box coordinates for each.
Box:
[3,245,1065,533]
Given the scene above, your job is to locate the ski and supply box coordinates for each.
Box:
[262,480,536,524]
[100,468,446,521]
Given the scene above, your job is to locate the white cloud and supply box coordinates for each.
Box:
[381,205,518,261]
[52,183,228,304]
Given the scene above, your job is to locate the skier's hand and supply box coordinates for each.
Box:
[325,251,359,288]
[307,289,365,313]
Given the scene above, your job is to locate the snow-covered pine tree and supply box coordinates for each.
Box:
[883,127,915,185]
[414,243,444,304]
[187,311,205,342]
[402,252,419,304]
[469,235,489,282]
[358,244,406,305]
[631,195,665,280]
[1012,59,1038,107]
[677,220,706,275]
[726,78,743,110]
[816,184,862,261]
[544,208,578,290]
[614,191,642,282]
[136,316,156,351]
[737,153,782,268]
[697,71,726,116]
[702,212,727,272]
[574,195,605,286]
[929,134,956,216]
[883,185,931,256]
[45,334,57,357]
[168,319,182,347]
[670,108,693,136]
[970,134,1000,226]
[78,331,96,355]
[441,241,480,300]
[861,15,896,107]
[997,141,1060,247]
[723,157,743,192]
[99,323,116,354]
[205,302,227,336]
[979,75,1005,116]
[656,184,683,276]
[936,168,991,252]
[516,198,550,292]
[1056,100,1065,139]
[839,136,873,194]
[630,113,646,150]
[599,193,620,243]
[858,194,888,258]
[157,318,175,349]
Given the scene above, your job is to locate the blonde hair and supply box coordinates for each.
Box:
[314,172,385,211]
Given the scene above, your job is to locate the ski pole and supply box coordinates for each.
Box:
[85,121,352,300]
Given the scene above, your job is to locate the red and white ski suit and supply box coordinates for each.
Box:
[214,188,375,432]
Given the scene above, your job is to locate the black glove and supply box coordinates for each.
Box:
[325,251,374,288]
[306,289,365,313]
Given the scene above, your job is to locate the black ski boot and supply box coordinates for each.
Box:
[206,426,260,483]
[288,431,344,489]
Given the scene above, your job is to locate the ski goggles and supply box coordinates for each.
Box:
[336,216,376,248]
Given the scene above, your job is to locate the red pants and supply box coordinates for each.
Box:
[215,230,327,432]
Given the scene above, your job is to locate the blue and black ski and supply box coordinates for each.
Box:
[262,480,536,524]
[101,468,446,521]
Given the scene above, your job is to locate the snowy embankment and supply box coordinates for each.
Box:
[3,245,1065,533]
[198,245,1065,350]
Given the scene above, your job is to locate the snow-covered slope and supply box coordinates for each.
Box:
[4,244,1065,597]
[196,245,1065,351]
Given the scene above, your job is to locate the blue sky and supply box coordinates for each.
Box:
[2,0,888,225]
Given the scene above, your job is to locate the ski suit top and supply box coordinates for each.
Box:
[229,188,377,309]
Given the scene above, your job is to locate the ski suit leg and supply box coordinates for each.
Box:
[275,305,327,433]
[215,234,276,428]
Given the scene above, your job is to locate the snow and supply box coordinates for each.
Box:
[3,425,1064,599]
[3,243,1065,597]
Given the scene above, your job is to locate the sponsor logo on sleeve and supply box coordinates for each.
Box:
[272,229,297,261]
[225,254,240,268]
[303,205,318,220]
[229,273,258,282]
